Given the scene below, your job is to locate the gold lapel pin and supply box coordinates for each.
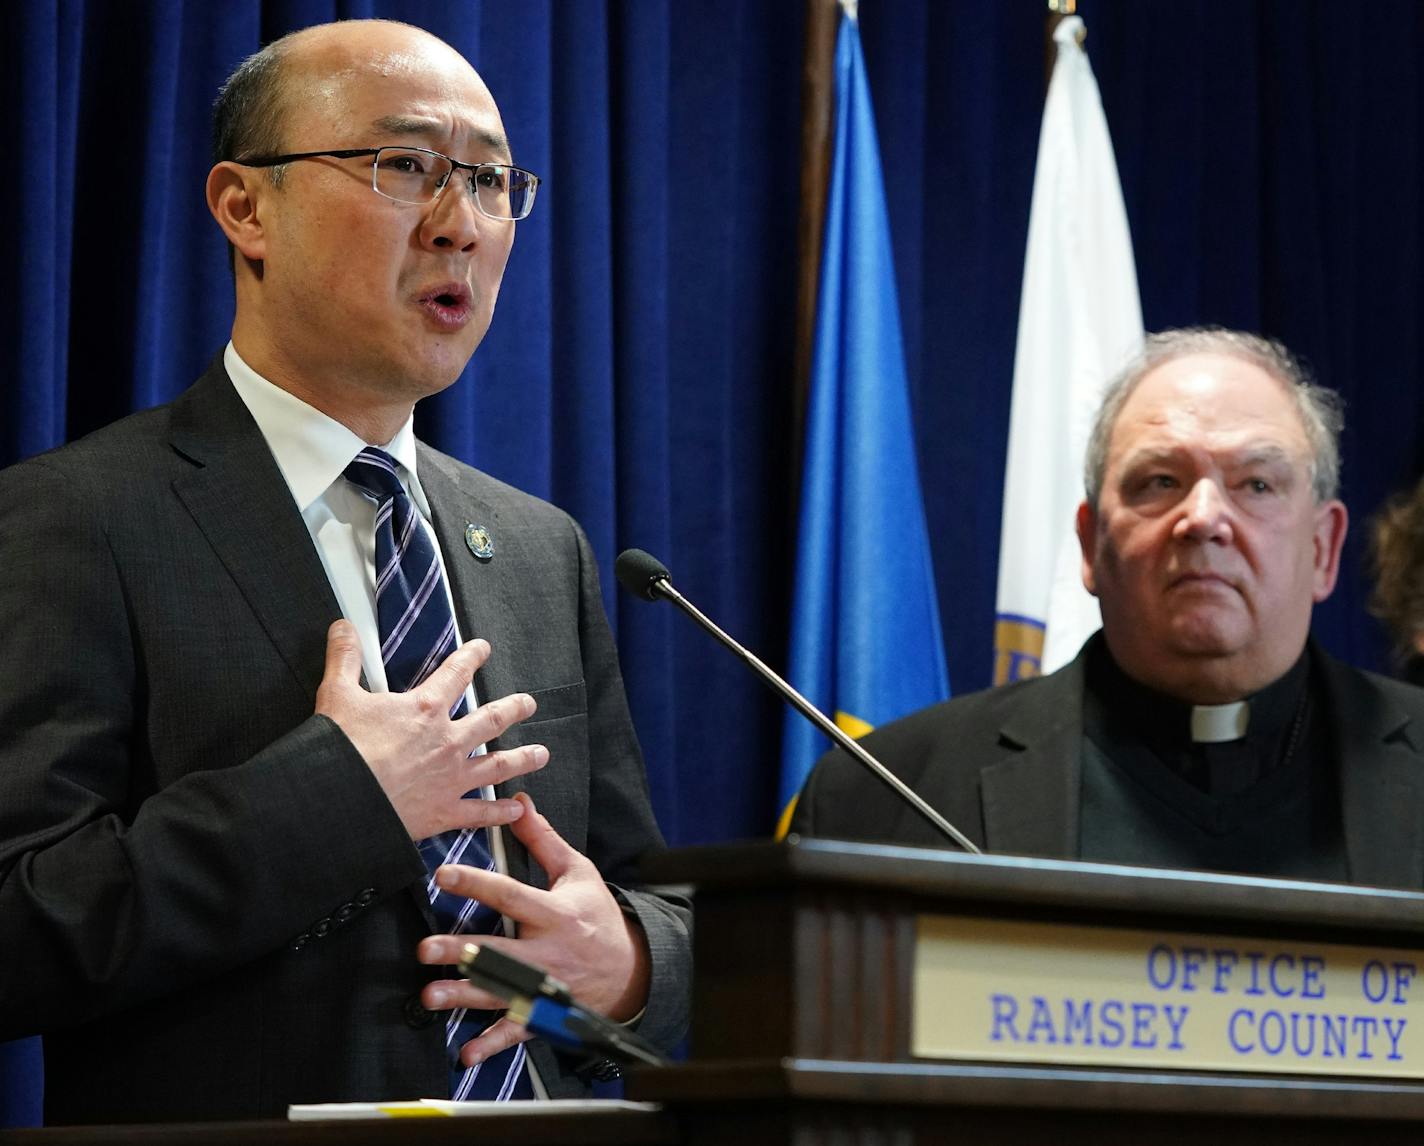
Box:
[464,523,494,561]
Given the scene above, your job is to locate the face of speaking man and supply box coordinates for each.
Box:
[208,21,517,439]
[1075,352,1349,705]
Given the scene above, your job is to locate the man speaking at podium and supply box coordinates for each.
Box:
[795,328,1424,889]
[0,20,688,1124]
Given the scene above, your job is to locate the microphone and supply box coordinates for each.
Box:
[458,943,668,1071]
[615,548,671,602]
[613,548,980,854]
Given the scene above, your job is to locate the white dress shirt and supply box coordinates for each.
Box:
[224,342,475,698]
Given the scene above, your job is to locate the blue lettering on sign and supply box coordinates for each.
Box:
[1228,1008,1253,1053]
[1180,947,1206,992]
[1026,996,1057,1044]
[1131,1002,1157,1049]
[1147,945,1174,991]
[1099,999,1125,1048]
[982,995,1188,1052]
[1244,951,1267,997]
[989,994,1018,1042]
[1353,1015,1379,1059]
[1300,956,1325,1000]
[1394,962,1417,1004]
[1149,944,1338,1002]
[1062,998,1091,1046]
[1322,1013,1348,1058]
[1268,954,1296,999]
[982,991,1409,1066]
[1163,1004,1189,1050]
[1225,1009,1407,1063]
[1212,949,1239,994]
[1384,1017,1407,1060]
[1257,1010,1286,1056]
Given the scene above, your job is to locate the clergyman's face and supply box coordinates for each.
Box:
[1076,352,1347,703]
[250,25,516,412]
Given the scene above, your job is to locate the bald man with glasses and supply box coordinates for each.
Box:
[0,19,688,1124]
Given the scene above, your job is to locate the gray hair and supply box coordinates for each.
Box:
[1082,327,1344,506]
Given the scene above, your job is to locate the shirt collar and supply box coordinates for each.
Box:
[1085,634,1311,751]
[223,342,427,513]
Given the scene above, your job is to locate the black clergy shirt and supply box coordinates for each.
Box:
[1078,639,1348,881]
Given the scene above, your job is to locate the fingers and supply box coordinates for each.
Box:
[423,637,493,711]
[441,747,549,833]
[431,864,556,928]
[416,971,533,1066]
[458,1016,531,1067]
[449,795,528,831]
[417,933,504,969]
[457,691,537,751]
[469,745,549,789]
[502,792,583,882]
[316,620,363,698]
[420,975,506,1014]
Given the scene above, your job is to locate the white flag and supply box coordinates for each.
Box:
[993,15,1144,684]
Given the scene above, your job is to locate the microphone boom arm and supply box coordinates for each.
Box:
[648,575,981,855]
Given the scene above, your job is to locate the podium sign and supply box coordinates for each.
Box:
[914,914,1420,1077]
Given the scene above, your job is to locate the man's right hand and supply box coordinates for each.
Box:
[314,620,547,840]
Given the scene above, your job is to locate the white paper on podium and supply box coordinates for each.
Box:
[289,1098,662,1120]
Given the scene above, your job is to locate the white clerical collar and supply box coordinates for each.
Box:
[223,342,427,514]
[1190,701,1250,744]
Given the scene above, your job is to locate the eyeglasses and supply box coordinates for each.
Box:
[237,146,540,221]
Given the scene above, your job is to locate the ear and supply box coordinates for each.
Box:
[1310,498,1349,602]
[206,162,269,263]
[1076,500,1100,597]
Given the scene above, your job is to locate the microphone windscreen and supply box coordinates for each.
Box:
[614,549,671,601]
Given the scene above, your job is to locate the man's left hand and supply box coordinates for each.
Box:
[417,791,652,1068]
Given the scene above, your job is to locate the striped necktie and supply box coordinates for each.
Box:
[343,447,532,1101]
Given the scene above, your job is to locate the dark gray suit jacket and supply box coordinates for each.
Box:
[0,362,690,1123]
[793,639,1424,890]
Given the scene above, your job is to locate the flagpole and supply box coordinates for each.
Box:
[792,0,841,498]
[994,6,1143,684]
[1045,0,1078,91]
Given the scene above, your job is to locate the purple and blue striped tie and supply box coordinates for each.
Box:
[344,447,533,1101]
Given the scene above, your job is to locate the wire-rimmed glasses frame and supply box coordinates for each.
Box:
[236,146,540,221]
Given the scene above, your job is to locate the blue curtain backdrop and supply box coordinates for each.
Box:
[5,0,1424,1127]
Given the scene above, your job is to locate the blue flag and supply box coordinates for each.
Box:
[777,11,950,834]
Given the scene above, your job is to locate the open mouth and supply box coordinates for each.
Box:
[418,282,473,328]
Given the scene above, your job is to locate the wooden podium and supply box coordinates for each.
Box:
[630,837,1424,1145]
[13,839,1424,1145]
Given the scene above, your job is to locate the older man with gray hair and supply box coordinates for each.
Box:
[794,327,1424,889]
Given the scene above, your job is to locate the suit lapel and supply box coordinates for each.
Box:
[1321,652,1424,889]
[979,654,1086,858]
[167,362,341,702]
[417,448,515,701]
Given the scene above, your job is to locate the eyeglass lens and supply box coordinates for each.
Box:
[372,147,535,220]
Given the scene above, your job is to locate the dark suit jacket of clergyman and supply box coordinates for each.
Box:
[0,359,690,1124]
[792,638,1424,890]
